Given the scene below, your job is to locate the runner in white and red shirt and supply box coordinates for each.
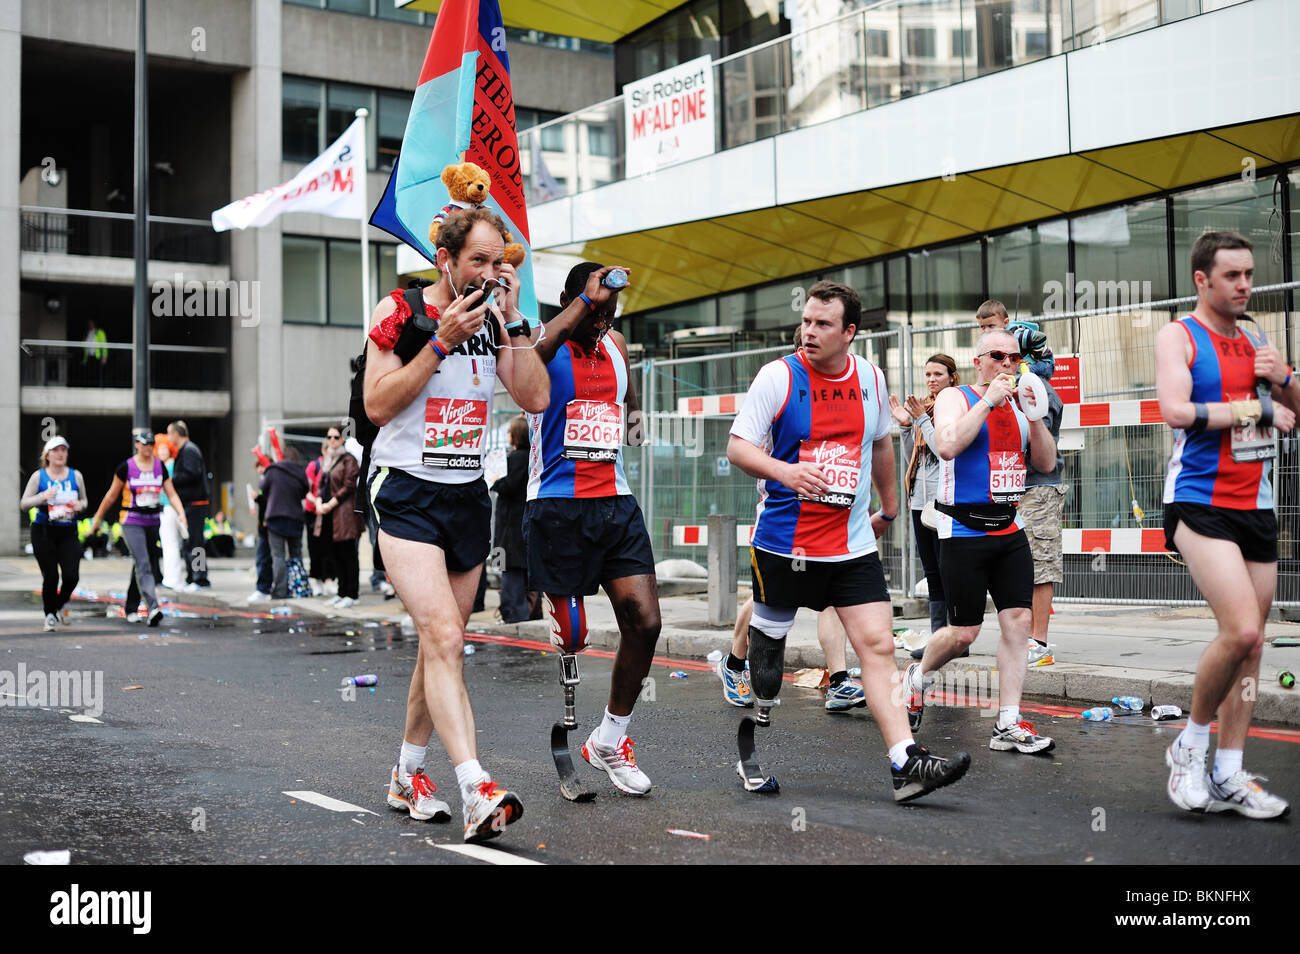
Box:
[727,280,970,803]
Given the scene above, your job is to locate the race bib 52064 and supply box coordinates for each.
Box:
[562,400,624,462]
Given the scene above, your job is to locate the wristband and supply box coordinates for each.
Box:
[879,512,897,522]
[577,293,595,311]
[1283,368,1293,389]
[429,338,448,360]
[1187,402,1209,433]
[981,396,996,412]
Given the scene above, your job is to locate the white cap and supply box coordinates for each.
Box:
[43,436,69,453]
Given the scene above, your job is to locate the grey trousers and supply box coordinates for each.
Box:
[121,523,160,614]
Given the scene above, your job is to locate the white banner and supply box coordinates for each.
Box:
[624,55,715,179]
[212,118,365,231]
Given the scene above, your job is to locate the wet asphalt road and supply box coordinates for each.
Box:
[1,592,1295,867]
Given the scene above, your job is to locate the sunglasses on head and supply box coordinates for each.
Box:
[978,350,1021,363]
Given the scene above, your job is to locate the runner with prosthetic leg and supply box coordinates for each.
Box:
[728,281,970,802]
[524,263,660,799]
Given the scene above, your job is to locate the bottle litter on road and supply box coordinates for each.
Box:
[1151,705,1183,720]
[463,644,476,656]
[342,674,377,687]
[1111,696,1144,712]
[1081,707,1113,722]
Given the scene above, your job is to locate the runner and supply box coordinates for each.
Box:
[524,262,659,797]
[1156,230,1296,819]
[903,326,1057,755]
[20,436,88,631]
[364,207,550,841]
[88,430,188,628]
[727,280,970,802]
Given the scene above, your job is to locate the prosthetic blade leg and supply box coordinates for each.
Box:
[550,653,596,802]
[736,697,780,793]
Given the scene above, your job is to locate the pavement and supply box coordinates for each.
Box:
[6,550,1300,725]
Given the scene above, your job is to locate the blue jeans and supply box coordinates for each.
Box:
[255,533,272,594]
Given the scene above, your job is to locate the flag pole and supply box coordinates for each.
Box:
[356,107,371,342]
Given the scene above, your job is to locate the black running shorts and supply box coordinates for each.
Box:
[938,531,1034,626]
[369,466,490,573]
[749,547,890,611]
[523,496,656,596]
[1163,502,1277,564]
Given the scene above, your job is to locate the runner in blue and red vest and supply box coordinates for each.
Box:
[903,326,1058,757]
[1157,230,1298,820]
[524,261,659,796]
[728,280,970,803]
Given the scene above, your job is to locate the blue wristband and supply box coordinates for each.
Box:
[981,396,995,411]
[577,293,595,311]
[1284,369,1293,388]
[881,513,897,522]
[429,337,447,360]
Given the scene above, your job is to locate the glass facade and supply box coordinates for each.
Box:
[284,237,397,326]
[282,77,413,171]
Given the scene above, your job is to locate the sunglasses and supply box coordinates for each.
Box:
[327,434,341,440]
[977,350,1021,363]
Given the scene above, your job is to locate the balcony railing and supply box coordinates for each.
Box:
[20,207,228,266]
[518,0,1248,203]
[20,340,231,392]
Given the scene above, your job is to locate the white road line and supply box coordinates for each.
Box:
[432,842,544,866]
[69,714,103,724]
[282,790,380,816]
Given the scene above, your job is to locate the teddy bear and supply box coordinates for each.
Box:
[428,161,525,267]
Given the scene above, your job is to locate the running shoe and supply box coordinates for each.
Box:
[334,597,356,609]
[246,590,270,604]
[43,614,58,632]
[904,662,925,732]
[989,719,1055,754]
[581,731,652,795]
[60,608,71,625]
[387,765,451,822]
[1207,770,1289,820]
[147,608,164,628]
[716,656,753,708]
[1027,641,1055,667]
[462,779,523,843]
[1165,738,1211,812]
[892,744,971,803]
[825,678,866,711]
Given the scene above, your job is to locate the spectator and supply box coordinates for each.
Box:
[260,447,309,600]
[491,416,534,623]
[167,420,212,590]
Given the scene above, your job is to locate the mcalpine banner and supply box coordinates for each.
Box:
[623,55,715,178]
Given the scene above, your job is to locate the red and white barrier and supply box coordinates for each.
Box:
[673,524,755,547]
[1061,399,1164,429]
[678,394,746,416]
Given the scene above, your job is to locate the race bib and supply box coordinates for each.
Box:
[423,398,488,469]
[988,450,1026,503]
[562,400,624,462]
[49,488,78,522]
[797,440,861,509]
[1231,420,1277,463]
[133,480,162,510]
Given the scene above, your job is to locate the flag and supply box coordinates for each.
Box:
[370,0,536,315]
[529,134,563,203]
[212,118,365,231]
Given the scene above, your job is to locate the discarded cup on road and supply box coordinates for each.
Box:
[706,650,723,663]
[1151,705,1183,720]
[270,606,291,616]
[342,674,378,687]
[847,667,862,678]
[1280,671,1295,689]
[1111,696,1144,712]
[1080,707,1113,722]
[669,671,688,679]
[463,644,476,656]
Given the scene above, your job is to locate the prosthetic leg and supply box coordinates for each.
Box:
[546,594,596,802]
[736,624,786,794]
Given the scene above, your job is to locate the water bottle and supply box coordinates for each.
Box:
[1151,705,1183,721]
[341,674,378,687]
[1081,707,1113,722]
[1112,696,1144,712]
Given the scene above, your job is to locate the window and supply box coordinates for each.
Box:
[587,124,614,157]
[327,83,372,147]
[283,237,326,325]
[1024,30,1048,58]
[540,123,566,153]
[377,91,409,172]
[284,237,398,326]
[1171,176,1286,297]
[951,29,972,59]
[906,28,935,59]
[282,78,324,164]
[867,29,889,58]
[326,0,369,14]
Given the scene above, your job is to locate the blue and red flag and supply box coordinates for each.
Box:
[370,0,535,314]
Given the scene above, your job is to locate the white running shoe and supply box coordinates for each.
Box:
[387,765,451,822]
[580,731,652,795]
[1165,738,1212,812]
[246,591,271,604]
[1207,770,1290,820]
[43,614,58,632]
[462,779,523,843]
[334,597,356,609]
[310,580,324,597]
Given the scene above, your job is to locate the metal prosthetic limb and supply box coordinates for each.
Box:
[736,626,785,794]
[550,653,596,802]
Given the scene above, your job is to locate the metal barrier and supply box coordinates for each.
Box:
[21,207,228,266]
[19,340,231,391]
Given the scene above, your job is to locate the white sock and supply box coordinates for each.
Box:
[908,665,932,693]
[1212,748,1243,783]
[997,706,1020,729]
[889,739,915,769]
[454,759,489,802]
[1180,719,1211,751]
[595,708,631,748]
[399,741,427,775]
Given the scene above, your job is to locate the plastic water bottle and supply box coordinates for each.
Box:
[1112,696,1144,712]
[1081,707,1113,722]
[463,644,476,656]
[341,674,378,687]
[1151,705,1183,721]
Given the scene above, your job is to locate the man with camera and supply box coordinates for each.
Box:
[363,207,549,842]
[903,328,1058,756]
[522,262,662,797]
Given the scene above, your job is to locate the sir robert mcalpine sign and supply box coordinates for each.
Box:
[624,55,715,178]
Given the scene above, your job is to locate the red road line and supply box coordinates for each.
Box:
[70,592,276,620]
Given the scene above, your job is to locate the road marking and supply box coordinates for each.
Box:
[430,841,544,866]
[69,715,103,724]
[282,791,379,815]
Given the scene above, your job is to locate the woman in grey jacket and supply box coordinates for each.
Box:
[890,354,959,640]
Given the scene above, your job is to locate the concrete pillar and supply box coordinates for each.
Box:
[707,513,737,626]
[1,0,22,553]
